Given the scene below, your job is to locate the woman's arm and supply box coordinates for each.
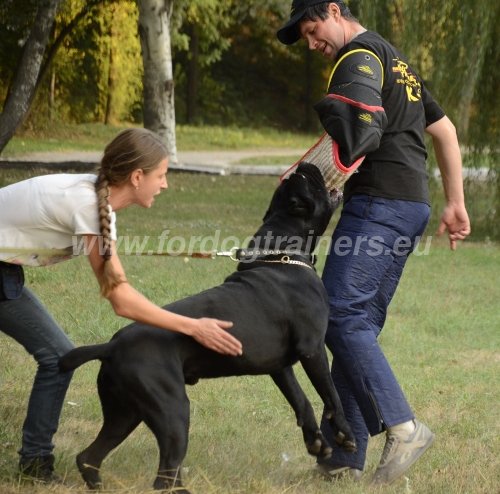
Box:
[425,116,471,250]
[84,235,242,356]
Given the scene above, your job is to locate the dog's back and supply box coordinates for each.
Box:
[61,260,329,383]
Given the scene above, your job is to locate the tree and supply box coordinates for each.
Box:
[351,0,499,149]
[0,0,127,145]
[138,0,177,162]
[51,0,141,124]
[0,0,62,152]
[172,0,234,124]
[183,0,328,130]
[1,0,497,156]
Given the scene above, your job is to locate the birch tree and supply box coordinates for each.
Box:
[138,0,177,163]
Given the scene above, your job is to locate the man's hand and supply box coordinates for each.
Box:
[437,203,471,250]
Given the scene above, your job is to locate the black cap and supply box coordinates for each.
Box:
[277,0,329,45]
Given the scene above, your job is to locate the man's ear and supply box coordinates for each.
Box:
[328,2,340,20]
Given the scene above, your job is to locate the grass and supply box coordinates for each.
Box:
[235,154,303,165]
[1,123,316,156]
[1,123,128,156]
[0,169,499,494]
[2,121,497,241]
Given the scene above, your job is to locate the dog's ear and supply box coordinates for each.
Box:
[262,185,283,222]
[262,206,271,222]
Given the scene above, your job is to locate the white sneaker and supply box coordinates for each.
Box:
[372,420,435,484]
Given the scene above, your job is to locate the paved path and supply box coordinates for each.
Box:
[1,149,492,180]
[0,148,305,176]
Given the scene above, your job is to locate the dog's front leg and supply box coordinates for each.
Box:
[271,367,332,460]
[299,349,357,452]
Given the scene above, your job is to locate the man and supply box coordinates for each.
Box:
[277,0,470,485]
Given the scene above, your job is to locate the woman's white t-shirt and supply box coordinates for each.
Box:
[0,173,116,266]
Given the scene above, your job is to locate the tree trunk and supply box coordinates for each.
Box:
[186,22,199,125]
[49,67,56,121]
[138,0,177,163]
[104,5,116,125]
[455,9,492,140]
[0,0,62,153]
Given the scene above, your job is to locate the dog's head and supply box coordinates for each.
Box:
[259,162,341,251]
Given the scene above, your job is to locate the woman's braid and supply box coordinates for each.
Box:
[95,172,113,260]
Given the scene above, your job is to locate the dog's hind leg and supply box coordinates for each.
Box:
[271,367,332,460]
[299,348,357,453]
[140,387,191,493]
[77,372,141,489]
[77,412,140,489]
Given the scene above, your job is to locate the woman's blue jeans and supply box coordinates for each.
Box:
[319,194,430,470]
[0,287,74,459]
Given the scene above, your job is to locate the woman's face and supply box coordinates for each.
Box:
[134,157,169,208]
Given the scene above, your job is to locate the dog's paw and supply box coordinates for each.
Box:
[327,417,357,453]
[343,439,357,453]
[153,470,191,493]
[333,431,357,453]
[306,430,333,459]
[76,454,102,490]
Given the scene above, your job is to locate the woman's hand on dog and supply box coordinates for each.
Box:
[191,318,242,356]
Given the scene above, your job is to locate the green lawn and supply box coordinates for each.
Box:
[0,170,498,494]
[1,122,497,242]
[1,123,318,156]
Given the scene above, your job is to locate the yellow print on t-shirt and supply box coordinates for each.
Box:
[392,58,421,102]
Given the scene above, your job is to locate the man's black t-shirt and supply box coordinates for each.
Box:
[330,31,445,205]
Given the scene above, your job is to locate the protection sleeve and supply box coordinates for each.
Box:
[314,49,388,167]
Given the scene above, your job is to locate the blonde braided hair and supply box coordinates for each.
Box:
[95,128,168,297]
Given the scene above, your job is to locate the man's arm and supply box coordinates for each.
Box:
[314,49,387,166]
[426,116,471,250]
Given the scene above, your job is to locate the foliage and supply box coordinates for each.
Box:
[0,0,142,126]
[171,0,329,129]
[1,0,498,152]
[47,0,142,124]
[172,0,234,67]
[0,0,38,83]
[351,0,500,149]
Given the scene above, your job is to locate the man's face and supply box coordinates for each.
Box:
[299,5,344,59]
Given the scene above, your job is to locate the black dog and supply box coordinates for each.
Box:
[59,162,356,493]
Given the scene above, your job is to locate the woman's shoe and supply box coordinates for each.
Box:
[19,454,61,483]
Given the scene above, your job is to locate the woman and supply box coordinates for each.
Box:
[0,128,242,481]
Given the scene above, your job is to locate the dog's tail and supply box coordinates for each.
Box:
[59,342,113,373]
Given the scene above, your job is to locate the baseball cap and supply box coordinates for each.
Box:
[277,0,330,45]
